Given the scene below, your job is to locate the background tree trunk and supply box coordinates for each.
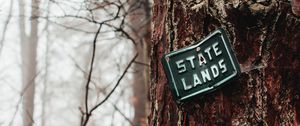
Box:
[149,0,300,125]
[20,0,39,126]
[128,0,151,125]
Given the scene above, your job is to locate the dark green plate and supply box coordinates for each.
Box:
[161,28,240,103]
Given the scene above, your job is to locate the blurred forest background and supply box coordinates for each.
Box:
[0,0,151,126]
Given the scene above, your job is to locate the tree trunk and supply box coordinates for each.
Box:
[149,0,300,125]
[20,0,39,126]
[128,0,151,125]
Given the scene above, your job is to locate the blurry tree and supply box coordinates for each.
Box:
[128,0,151,125]
[149,0,300,125]
[19,0,40,126]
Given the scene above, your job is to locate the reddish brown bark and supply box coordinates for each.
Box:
[292,0,300,16]
[149,0,300,125]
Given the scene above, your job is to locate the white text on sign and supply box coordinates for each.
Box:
[175,42,227,90]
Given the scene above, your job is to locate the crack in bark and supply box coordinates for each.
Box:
[168,0,175,52]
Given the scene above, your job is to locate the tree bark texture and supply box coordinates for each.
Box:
[149,0,300,125]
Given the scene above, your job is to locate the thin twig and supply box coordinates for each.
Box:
[83,24,102,126]
[8,70,41,126]
[90,53,138,112]
[0,0,14,57]
[133,61,150,67]
[111,103,135,126]
[82,53,138,126]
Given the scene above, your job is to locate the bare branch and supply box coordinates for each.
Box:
[90,53,138,112]
[82,53,138,126]
[83,24,102,123]
[111,103,135,126]
[133,61,150,67]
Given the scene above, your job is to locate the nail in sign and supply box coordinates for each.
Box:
[161,28,240,103]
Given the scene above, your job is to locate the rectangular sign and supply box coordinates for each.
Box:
[161,28,240,103]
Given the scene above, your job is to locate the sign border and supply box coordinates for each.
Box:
[163,28,239,102]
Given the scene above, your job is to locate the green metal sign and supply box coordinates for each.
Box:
[161,28,240,103]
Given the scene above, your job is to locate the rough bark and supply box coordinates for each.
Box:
[149,0,300,125]
[20,0,39,126]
